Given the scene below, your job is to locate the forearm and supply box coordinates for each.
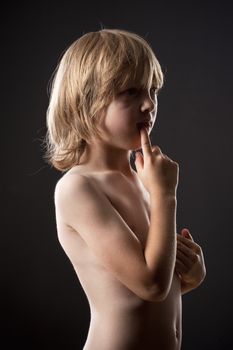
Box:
[144,194,177,299]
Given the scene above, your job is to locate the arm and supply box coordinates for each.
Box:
[55,175,176,302]
[144,193,177,300]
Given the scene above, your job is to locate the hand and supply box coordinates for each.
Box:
[175,228,206,287]
[134,126,179,196]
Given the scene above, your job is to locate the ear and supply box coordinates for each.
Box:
[181,228,194,241]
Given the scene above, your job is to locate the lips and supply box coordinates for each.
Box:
[137,117,152,125]
[137,121,152,131]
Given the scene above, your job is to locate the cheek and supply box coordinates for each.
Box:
[104,104,135,133]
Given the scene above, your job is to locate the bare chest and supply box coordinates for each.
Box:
[86,171,181,302]
[93,172,151,250]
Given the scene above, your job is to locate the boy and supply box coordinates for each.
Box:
[44,29,206,349]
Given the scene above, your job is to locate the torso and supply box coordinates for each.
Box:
[55,166,182,350]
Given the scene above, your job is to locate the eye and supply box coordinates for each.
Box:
[124,88,139,96]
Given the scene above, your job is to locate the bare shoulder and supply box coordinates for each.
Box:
[54,168,117,220]
[55,167,127,200]
[54,170,93,206]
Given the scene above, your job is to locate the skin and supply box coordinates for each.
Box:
[55,86,206,349]
[79,85,158,178]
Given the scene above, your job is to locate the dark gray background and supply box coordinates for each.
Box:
[2,0,233,349]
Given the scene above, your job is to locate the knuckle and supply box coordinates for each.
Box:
[156,154,164,162]
[193,253,199,263]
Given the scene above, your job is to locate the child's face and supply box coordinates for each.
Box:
[98,86,158,151]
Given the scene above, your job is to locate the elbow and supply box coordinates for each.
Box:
[146,283,168,302]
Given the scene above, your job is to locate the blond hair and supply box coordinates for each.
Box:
[43,28,164,172]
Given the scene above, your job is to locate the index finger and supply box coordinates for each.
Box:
[140,126,152,157]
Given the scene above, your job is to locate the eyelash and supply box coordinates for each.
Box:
[124,87,159,99]
[125,88,139,96]
[124,87,158,97]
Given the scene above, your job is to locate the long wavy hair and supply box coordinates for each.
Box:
[43,28,164,172]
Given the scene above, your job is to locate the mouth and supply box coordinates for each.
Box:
[137,122,152,132]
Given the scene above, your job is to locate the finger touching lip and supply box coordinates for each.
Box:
[137,122,150,133]
[137,121,150,128]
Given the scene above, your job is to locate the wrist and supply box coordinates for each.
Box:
[150,194,177,213]
[149,191,177,201]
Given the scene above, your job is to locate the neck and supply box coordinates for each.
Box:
[78,142,135,178]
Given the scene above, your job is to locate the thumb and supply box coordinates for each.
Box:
[181,228,194,241]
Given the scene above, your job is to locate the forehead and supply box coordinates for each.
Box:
[116,58,156,92]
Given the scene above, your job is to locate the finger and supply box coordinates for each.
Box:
[139,126,153,157]
[181,228,194,241]
[151,145,158,152]
[175,258,189,273]
[151,144,162,153]
[177,236,200,254]
[177,242,199,264]
[152,145,166,156]
[176,245,192,265]
[177,234,199,252]
[177,240,192,258]
[163,154,173,162]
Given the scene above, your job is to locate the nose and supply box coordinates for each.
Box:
[140,90,157,114]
